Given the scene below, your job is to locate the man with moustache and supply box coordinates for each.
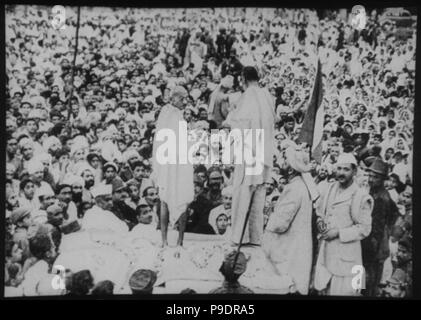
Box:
[362,159,399,297]
[314,153,373,296]
[142,186,161,228]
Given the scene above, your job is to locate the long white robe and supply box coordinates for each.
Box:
[152,104,194,226]
[224,85,275,244]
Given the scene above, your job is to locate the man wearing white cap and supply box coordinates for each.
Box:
[314,152,373,296]
[81,183,129,234]
[263,144,313,295]
[208,75,234,128]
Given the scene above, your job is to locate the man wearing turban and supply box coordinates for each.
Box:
[263,143,314,295]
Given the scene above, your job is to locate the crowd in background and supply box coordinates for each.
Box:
[5,6,414,297]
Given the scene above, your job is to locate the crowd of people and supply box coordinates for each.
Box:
[5,5,414,297]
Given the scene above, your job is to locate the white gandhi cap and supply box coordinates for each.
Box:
[336,153,358,166]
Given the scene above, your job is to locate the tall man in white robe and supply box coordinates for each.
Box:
[152,86,195,247]
[222,66,275,246]
[314,153,373,296]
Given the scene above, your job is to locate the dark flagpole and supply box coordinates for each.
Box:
[67,6,81,121]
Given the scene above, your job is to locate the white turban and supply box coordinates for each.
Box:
[33,153,52,166]
[27,160,44,175]
[43,136,61,152]
[123,149,141,163]
[221,186,233,197]
[285,144,311,173]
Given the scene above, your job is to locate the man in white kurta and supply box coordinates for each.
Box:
[263,144,313,295]
[81,184,129,234]
[222,66,275,246]
[152,86,194,247]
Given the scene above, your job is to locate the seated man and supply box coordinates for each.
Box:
[183,176,215,235]
[208,186,232,234]
[130,204,160,245]
[81,184,129,234]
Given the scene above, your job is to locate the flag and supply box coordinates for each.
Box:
[298,59,324,163]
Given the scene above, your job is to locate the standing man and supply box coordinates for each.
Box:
[222,66,275,246]
[208,75,234,128]
[263,144,313,295]
[314,153,373,296]
[152,86,194,247]
[362,159,399,296]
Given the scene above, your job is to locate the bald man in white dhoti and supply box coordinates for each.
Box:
[152,86,195,247]
[222,66,275,246]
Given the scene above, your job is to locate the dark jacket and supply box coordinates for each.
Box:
[362,187,399,263]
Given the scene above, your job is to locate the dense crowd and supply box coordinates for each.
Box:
[5,6,414,297]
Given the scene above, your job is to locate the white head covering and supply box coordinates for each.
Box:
[27,160,44,175]
[336,152,358,166]
[221,186,233,197]
[91,183,112,198]
[285,144,311,173]
[43,136,61,152]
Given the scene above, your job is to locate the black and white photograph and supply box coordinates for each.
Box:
[3,4,416,299]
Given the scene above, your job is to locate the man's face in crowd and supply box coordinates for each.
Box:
[41,194,56,210]
[72,184,83,201]
[199,109,208,121]
[58,186,72,204]
[133,165,146,181]
[385,149,394,160]
[144,187,158,206]
[32,168,44,184]
[336,163,355,187]
[184,109,193,122]
[97,194,114,211]
[48,208,64,227]
[7,138,18,155]
[22,145,34,160]
[104,167,117,182]
[330,145,340,160]
[171,93,187,110]
[9,243,23,263]
[112,188,128,204]
[265,181,275,195]
[19,103,32,118]
[99,105,108,118]
[397,244,412,266]
[83,171,95,189]
[368,171,384,189]
[26,119,38,134]
[137,206,153,224]
[399,190,412,209]
[128,184,140,202]
[216,214,229,234]
[319,166,328,180]
[223,194,232,210]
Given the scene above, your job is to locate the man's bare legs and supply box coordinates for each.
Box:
[160,200,169,247]
[176,211,188,247]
